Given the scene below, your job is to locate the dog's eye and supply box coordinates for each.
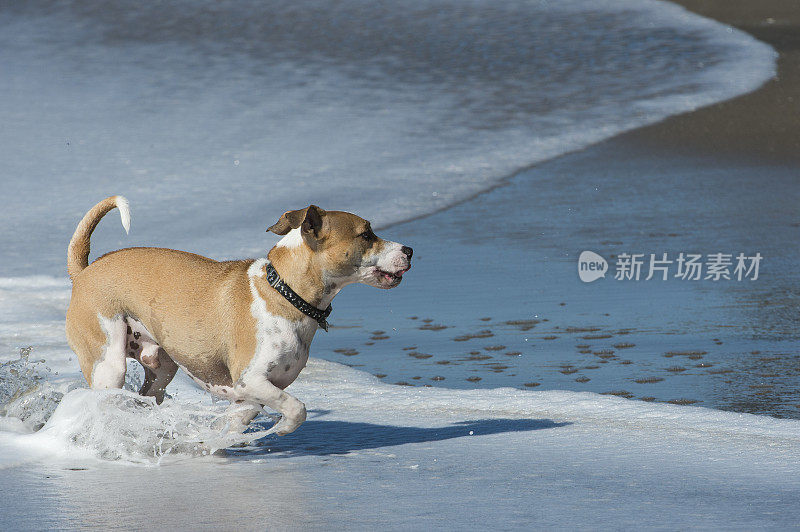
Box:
[359,230,374,241]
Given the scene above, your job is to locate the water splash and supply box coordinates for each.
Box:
[31,389,276,463]
[1,348,279,463]
[0,347,65,432]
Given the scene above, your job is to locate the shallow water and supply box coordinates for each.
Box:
[316,144,800,418]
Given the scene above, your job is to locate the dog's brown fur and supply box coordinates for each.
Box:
[67,248,260,388]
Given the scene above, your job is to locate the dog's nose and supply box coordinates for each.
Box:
[401,246,413,259]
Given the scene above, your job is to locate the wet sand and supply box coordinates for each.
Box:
[637,0,800,162]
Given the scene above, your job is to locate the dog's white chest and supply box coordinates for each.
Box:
[244,259,317,388]
[248,313,315,388]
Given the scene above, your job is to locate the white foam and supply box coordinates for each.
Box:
[2,356,798,466]
[2,338,800,528]
[293,358,800,441]
[0,276,71,328]
[14,388,264,464]
[0,276,71,290]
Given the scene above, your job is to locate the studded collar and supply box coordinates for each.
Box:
[264,262,332,331]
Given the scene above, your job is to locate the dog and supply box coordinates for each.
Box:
[65,196,411,435]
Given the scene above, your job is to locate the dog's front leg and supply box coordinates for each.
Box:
[232,375,307,436]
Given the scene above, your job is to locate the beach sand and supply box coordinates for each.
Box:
[638,0,800,162]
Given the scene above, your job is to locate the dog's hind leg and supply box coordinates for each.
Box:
[138,348,178,404]
[90,314,129,390]
[122,320,178,404]
[66,302,106,386]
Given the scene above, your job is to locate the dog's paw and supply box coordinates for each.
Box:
[271,418,297,436]
[272,405,306,436]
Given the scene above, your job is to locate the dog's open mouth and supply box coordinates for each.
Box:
[376,267,409,285]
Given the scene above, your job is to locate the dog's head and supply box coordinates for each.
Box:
[268,205,412,289]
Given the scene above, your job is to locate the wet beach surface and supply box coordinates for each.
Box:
[316,140,800,418]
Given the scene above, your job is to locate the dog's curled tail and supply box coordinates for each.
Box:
[67,195,131,280]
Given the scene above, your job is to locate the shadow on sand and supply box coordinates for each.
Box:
[231,416,570,458]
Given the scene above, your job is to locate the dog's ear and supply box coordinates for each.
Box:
[267,205,327,238]
[300,205,326,239]
[267,208,305,235]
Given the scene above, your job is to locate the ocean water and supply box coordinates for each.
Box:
[0,0,774,274]
[0,0,786,475]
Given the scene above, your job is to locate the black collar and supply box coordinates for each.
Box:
[264,262,332,331]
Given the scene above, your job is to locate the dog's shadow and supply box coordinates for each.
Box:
[231,414,570,458]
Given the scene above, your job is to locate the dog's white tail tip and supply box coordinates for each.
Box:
[115,195,131,234]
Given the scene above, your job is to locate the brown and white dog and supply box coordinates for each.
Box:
[65,196,411,435]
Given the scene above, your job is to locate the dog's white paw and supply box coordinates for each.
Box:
[270,404,306,436]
